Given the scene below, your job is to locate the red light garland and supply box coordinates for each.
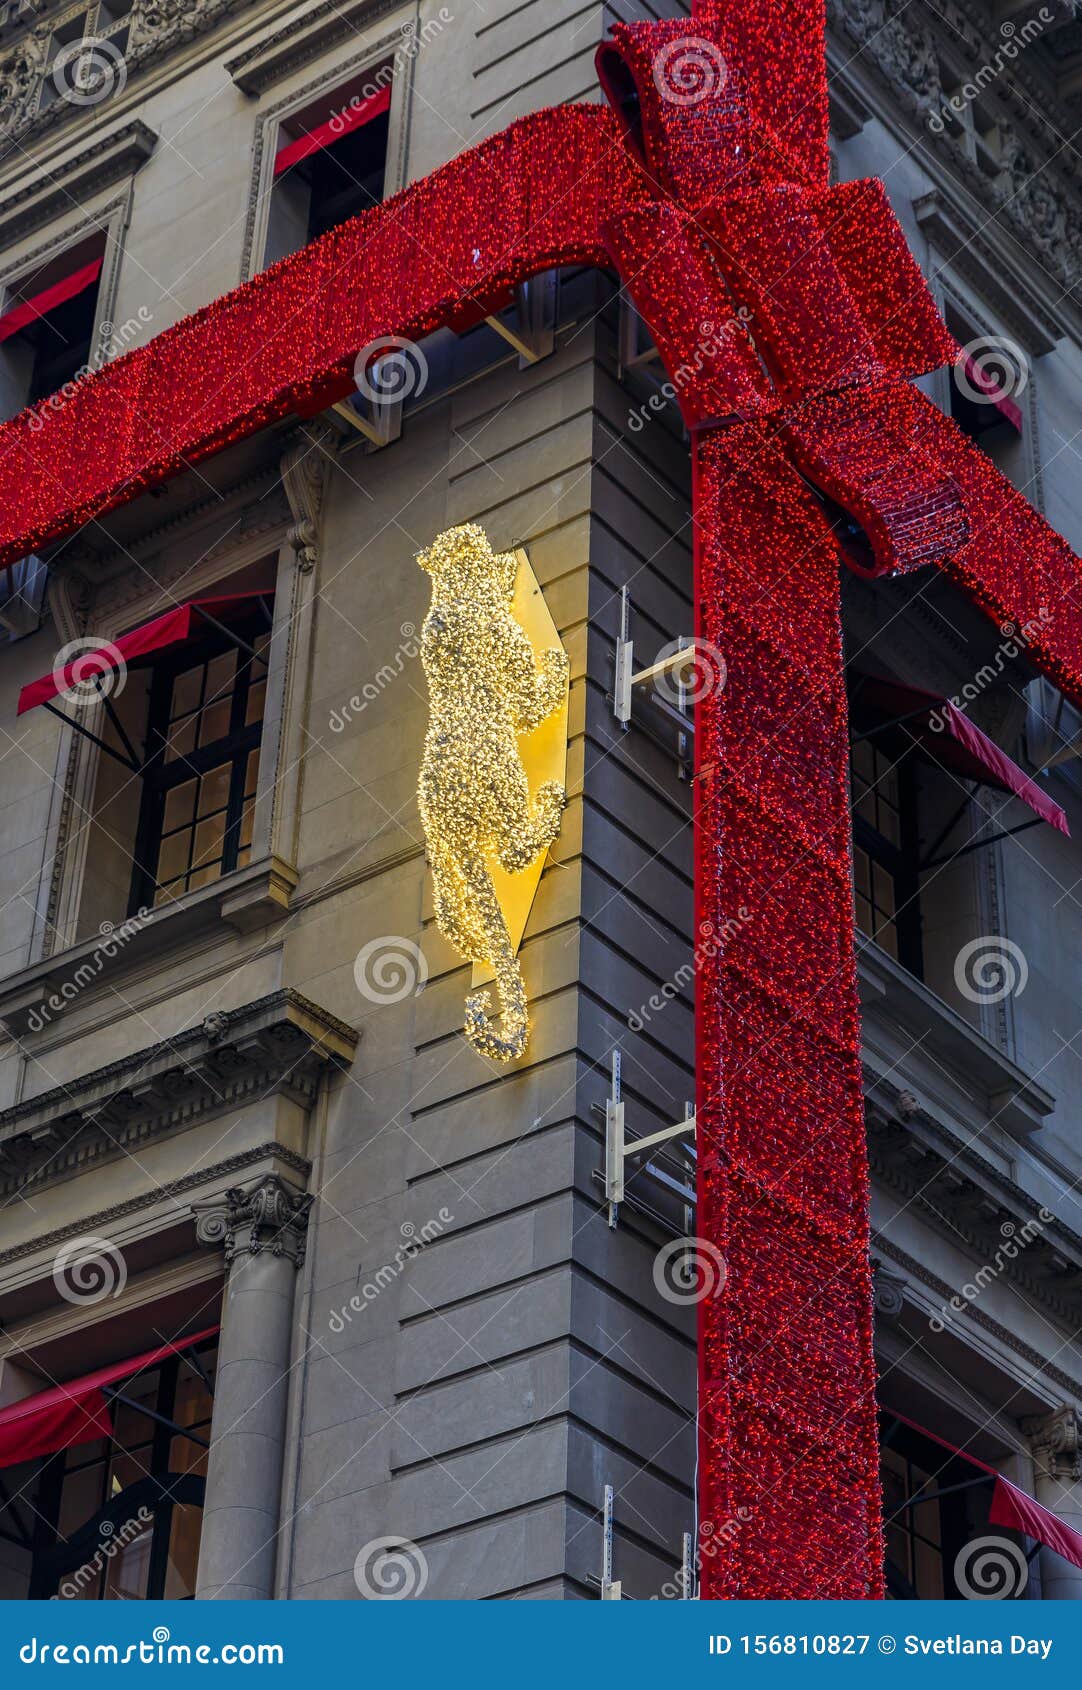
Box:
[1,0,1079,1603]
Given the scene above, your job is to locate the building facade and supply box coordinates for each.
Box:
[0,0,1079,1602]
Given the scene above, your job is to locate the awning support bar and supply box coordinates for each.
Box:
[40,701,141,773]
[100,1388,210,1447]
[923,817,1043,871]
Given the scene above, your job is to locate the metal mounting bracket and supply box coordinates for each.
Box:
[612,589,695,778]
[604,1049,696,1229]
[485,272,557,367]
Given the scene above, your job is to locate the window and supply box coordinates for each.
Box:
[0,235,104,419]
[880,1416,995,1601]
[27,1336,216,1602]
[264,74,391,266]
[130,612,269,912]
[942,303,1027,484]
[850,729,922,974]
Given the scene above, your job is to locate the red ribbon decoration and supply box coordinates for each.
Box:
[1,0,1080,1598]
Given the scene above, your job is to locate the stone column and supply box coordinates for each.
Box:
[192,1174,312,1601]
[1023,1406,1082,1602]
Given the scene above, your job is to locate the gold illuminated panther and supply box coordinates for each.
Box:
[417,524,568,1061]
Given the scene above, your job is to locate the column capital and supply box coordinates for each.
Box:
[1023,1405,1082,1484]
[193,1173,313,1270]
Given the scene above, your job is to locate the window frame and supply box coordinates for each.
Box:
[128,611,270,915]
[26,1337,216,1602]
[850,722,924,977]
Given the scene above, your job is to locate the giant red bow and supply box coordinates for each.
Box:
[2,0,1079,1602]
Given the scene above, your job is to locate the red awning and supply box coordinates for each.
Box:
[17,591,271,717]
[0,258,103,346]
[0,1326,218,1471]
[958,350,1024,434]
[885,1409,1082,1574]
[274,84,391,178]
[858,676,1068,836]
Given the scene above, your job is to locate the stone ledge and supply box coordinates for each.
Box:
[0,989,358,1198]
[0,855,299,1040]
[224,0,401,94]
[0,119,156,247]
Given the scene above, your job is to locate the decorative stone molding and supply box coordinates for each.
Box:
[194,1171,313,1268]
[915,188,1066,354]
[0,1140,310,1265]
[829,0,1082,320]
[224,0,404,95]
[0,0,255,151]
[875,1236,1082,1403]
[871,1257,908,1319]
[865,1078,1082,1330]
[1024,1405,1082,1483]
[0,117,154,246]
[280,424,335,573]
[0,989,358,1197]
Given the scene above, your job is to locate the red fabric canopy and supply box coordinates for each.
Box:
[274,84,391,178]
[17,591,271,716]
[0,1326,218,1471]
[885,1409,1082,1573]
[0,258,103,346]
[858,676,1068,836]
[959,350,1024,434]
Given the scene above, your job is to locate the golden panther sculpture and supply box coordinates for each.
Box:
[417,524,568,1061]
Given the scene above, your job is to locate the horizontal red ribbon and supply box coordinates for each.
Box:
[274,84,391,178]
[0,258,103,346]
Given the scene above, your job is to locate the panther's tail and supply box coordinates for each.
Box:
[460,852,528,1062]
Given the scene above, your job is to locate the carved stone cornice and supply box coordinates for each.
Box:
[875,1235,1082,1401]
[280,424,336,573]
[0,0,256,155]
[829,0,1082,323]
[0,989,358,1198]
[1024,1404,1082,1482]
[223,0,403,95]
[0,1139,310,1266]
[866,1077,1082,1329]
[0,117,155,246]
[193,1172,313,1268]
